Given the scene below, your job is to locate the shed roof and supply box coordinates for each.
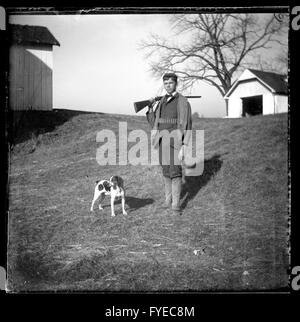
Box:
[9,24,60,46]
[225,68,288,98]
[248,69,287,94]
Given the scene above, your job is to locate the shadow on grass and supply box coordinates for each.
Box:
[8,108,102,145]
[92,196,154,213]
[181,154,223,210]
[125,196,155,211]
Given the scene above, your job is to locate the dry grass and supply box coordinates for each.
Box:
[7,110,289,291]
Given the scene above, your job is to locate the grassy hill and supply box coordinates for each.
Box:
[7,109,289,291]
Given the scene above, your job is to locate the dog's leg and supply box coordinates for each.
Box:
[121,192,127,215]
[90,189,100,212]
[111,195,116,217]
[98,193,105,210]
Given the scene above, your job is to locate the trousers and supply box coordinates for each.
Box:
[163,176,182,211]
[158,137,182,179]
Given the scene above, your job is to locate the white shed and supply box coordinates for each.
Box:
[9,24,60,111]
[224,69,288,118]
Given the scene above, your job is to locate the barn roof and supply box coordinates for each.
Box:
[9,24,60,46]
[225,68,288,98]
[248,69,288,94]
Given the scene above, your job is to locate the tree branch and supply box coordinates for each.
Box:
[139,13,288,98]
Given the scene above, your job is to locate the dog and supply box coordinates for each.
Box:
[90,176,127,217]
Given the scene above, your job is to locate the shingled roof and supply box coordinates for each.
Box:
[248,69,288,94]
[9,24,60,46]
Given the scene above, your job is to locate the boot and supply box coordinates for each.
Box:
[162,176,172,209]
[171,176,182,214]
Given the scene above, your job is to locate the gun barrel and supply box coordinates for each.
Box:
[157,95,201,99]
[133,95,201,113]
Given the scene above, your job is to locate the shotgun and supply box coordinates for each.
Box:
[133,95,201,113]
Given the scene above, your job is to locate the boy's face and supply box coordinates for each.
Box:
[163,78,177,94]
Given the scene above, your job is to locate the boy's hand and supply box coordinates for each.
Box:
[147,97,155,113]
[178,145,186,162]
[149,97,155,105]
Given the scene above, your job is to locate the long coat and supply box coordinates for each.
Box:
[146,93,192,166]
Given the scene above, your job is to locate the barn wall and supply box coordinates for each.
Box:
[229,79,271,98]
[227,97,242,117]
[274,95,288,113]
[9,43,53,111]
[227,80,276,117]
[262,92,275,115]
[238,69,256,81]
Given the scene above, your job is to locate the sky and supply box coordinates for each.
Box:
[9,13,287,117]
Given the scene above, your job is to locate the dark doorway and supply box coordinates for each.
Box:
[242,95,263,116]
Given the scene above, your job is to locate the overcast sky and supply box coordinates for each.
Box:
[9,13,286,117]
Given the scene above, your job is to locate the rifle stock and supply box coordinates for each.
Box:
[133,95,201,113]
[133,96,162,113]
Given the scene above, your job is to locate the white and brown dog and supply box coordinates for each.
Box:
[90,176,127,217]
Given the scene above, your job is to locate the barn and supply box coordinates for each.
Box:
[224,69,288,118]
[9,24,60,111]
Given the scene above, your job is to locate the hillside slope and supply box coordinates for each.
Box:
[7,110,289,291]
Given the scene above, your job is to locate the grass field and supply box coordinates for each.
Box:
[7,109,289,291]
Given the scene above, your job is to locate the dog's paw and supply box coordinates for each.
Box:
[99,205,104,210]
[111,213,116,217]
[123,211,128,215]
[90,208,94,212]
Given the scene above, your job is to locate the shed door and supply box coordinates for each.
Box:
[242,95,263,116]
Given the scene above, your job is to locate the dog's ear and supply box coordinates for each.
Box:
[116,176,121,186]
[116,176,123,186]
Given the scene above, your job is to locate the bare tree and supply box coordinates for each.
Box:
[275,47,289,74]
[140,13,288,101]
